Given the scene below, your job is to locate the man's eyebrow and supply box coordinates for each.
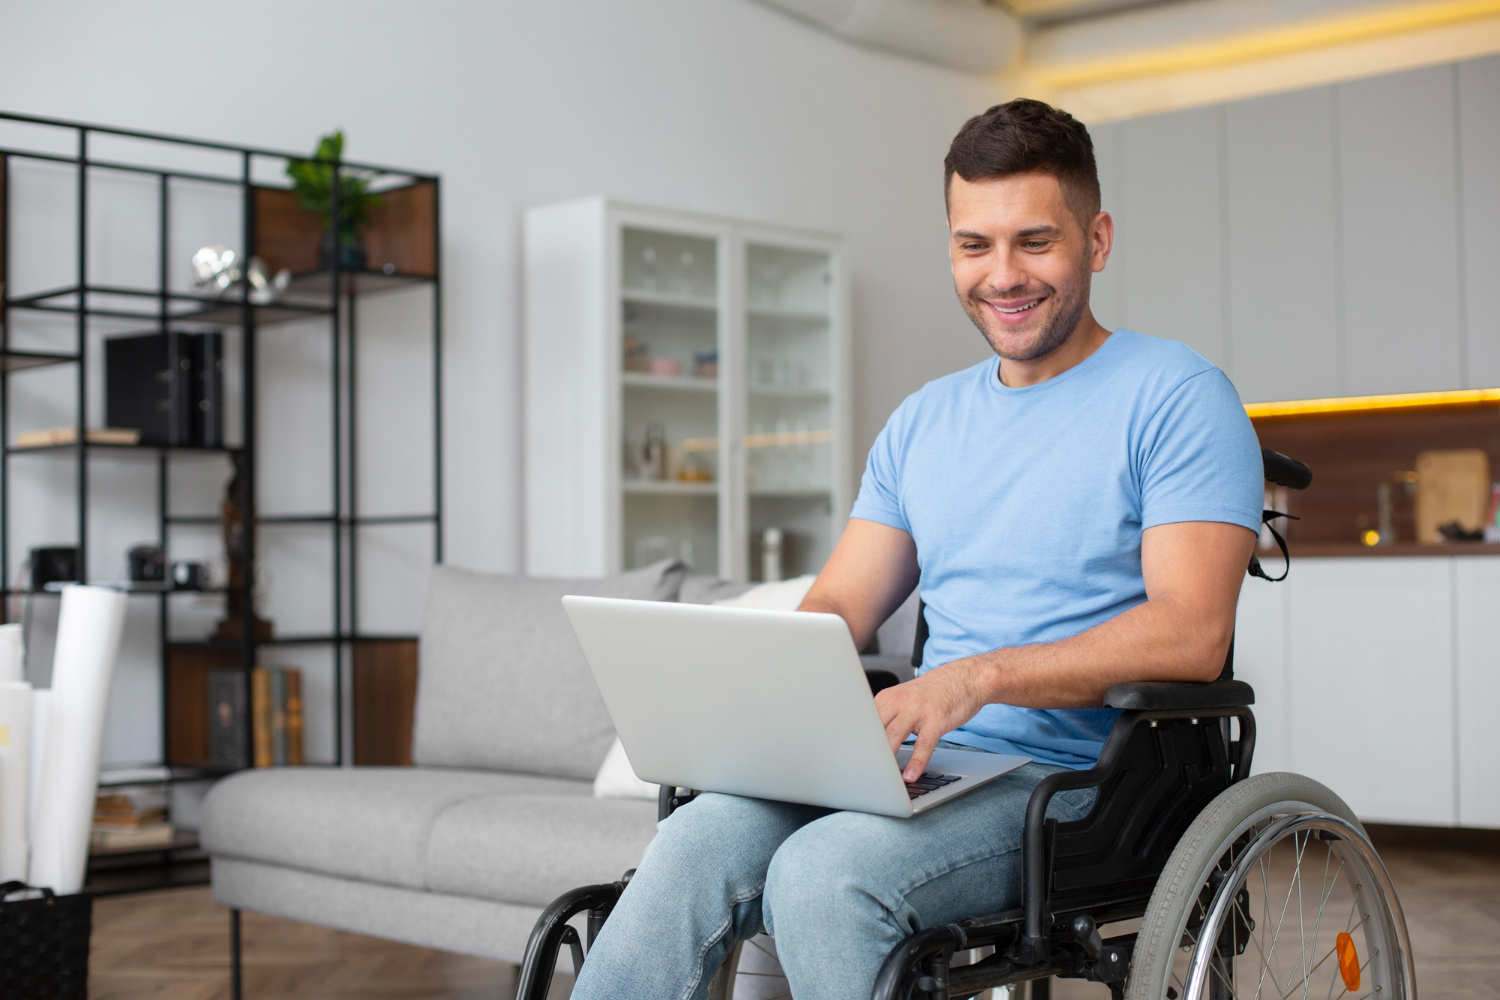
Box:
[1015,225,1065,238]
[951,229,990,241]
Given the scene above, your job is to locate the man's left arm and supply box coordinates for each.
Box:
[876,519,1255,781]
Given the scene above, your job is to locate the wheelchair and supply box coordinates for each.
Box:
[516,449,1417,1000]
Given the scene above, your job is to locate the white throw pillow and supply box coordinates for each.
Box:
[592,737,659,800]
[711,575,817,612]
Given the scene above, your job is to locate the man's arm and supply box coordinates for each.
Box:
[874,520,1255,780]
[796,518,921,654]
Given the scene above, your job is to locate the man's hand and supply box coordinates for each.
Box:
[875,659,989,781]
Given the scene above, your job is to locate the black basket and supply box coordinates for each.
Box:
[0,881,92,1000]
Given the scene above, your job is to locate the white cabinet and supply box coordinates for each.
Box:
[524,198,850,580]
[1224,87,1341,403]
[1233,574,1289,774]
[1456,558,1500,827]
[1337,65,1465,396]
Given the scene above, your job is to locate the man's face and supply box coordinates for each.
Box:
[947,171,1106,363]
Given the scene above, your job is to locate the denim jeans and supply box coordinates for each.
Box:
[570,757,1095,1000]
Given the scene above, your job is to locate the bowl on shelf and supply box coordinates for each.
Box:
[647,358,683,377]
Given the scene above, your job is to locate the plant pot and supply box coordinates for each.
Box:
[319,230,368,272]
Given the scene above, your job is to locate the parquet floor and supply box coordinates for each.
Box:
[88,826,1499,999]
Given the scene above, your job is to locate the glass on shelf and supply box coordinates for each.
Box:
[622,227,717,303]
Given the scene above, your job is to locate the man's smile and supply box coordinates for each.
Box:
[983,293,1049,325]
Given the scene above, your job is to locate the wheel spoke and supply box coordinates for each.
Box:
[1298,846,1340,1000]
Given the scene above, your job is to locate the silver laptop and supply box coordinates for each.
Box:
[562,596,1030,818]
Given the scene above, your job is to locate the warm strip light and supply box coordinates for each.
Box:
[1032,0,1500,90]
[1244,387,1500,418]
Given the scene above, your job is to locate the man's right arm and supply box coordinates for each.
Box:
[796,518,920,652]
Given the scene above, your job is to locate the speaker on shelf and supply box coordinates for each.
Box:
[105,331,225,448]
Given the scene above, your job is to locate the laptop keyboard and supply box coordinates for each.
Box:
[905,772,962,800]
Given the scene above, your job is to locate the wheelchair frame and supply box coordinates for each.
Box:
[514,450,1325,1000]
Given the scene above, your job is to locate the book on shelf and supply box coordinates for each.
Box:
[248,665,305,768]
[14,427,141,448]
[91,822,175,851]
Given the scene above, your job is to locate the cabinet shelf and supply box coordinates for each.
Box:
[622,372,718,393]
[621,288,717,312]
[623,480,717,496]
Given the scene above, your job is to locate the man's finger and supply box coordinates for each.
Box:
[905,728,940,782]
[884,710,915,755]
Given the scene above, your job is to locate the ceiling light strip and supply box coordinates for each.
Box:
[1033,0,1500,90]
[1245,387,1500,419]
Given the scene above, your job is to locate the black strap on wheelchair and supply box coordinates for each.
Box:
[1247,509,1297,583]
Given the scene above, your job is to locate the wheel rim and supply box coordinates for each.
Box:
[1167,812,1416,1000]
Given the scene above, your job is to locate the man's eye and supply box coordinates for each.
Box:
[1023,240,1049,250]
[962,243,986,252]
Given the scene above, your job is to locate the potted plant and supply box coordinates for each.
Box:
[285,129,382,272]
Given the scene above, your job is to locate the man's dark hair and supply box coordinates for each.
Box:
[944,99,1100,226]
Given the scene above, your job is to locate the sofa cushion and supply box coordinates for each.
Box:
[424,794,659,907]
[200,766,590,891]
[413,559,689,778]
[678,573,753,605]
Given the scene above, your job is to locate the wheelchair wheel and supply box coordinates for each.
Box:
[1126,772,1417,1000]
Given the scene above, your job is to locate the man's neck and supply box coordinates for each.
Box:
[997,315,1112,388]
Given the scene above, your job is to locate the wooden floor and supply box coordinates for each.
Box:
[89,826,1499,999]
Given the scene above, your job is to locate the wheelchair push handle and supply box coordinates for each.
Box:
[1261,447,1312,490]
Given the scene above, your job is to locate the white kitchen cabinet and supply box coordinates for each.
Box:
[1285,557,1456,825]
[1337,65,1465,396]
[1459,55,1500,390]
[524,198,850,580]
[1455,558,1500,827]
[1224,88,1341,403]
[1116,106,1227,369]
[1233,571,1289,774]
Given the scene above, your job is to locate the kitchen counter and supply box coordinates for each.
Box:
[1281,541,1500,557]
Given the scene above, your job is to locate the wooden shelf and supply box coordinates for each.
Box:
[254,180,437,278]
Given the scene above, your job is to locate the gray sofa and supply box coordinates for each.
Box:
[200,559,917,967]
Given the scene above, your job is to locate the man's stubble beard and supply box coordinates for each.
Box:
[961,252,1092,364]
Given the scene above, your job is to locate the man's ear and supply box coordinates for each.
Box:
[1089,211,1114,274]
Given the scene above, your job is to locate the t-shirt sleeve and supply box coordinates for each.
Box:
[1138,369,1263,533]
[849,401,911,532]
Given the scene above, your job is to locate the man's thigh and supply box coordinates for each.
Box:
[762,762,1095,933]
[641,790,829,893]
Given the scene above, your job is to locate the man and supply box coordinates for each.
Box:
[572,98,1263,1000]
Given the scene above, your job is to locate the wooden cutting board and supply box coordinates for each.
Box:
[1415,448,1491,542]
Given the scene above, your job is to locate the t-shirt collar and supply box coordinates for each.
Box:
[985,329,1120,397]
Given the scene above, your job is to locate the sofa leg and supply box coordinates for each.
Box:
[230,908,243,1000]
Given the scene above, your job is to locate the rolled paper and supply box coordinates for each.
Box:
[0,680,31,881]
[28,689,49,849]
[28,586,126,894]
[0,624,23,683]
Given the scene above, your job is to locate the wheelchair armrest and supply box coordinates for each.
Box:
[1103,679,1254,711]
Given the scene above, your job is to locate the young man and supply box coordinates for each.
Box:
[572,98,1263,1000]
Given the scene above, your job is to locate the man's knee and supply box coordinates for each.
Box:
[762,814,899,936]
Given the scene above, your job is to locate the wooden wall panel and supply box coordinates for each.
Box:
[352,639,418,766]
[253,187,322,275]
[1253,404,1500,546]
[364,181,436,277]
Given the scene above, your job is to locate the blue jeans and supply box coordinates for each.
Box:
[571,759,1095,1000]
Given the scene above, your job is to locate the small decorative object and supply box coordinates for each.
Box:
[191,244,240,294]
[191,246,289,303]
[693,347,718,379]
[170,561,206,591]
[622,335,649,373]
[215,453,273,642]
[646,357,682,377]
[642,422,668,481]
[127,546,164,583]
[29,548,79,592]
[285,129,383,273]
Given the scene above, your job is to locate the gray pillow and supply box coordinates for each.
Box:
[412,559,689,778]
[678,573,755,605]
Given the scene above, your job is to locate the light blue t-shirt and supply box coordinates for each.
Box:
[850,330,1263,768]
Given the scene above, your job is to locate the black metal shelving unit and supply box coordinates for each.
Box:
[0,111,443,893]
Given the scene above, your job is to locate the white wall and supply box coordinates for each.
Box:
[0,0,1002,763]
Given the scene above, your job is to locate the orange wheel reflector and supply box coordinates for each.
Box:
[1336,931,1361,992]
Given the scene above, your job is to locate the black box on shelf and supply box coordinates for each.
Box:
[29,546,79,592]
[191,332,224,448]
[207,669,248,770]
[104,332,194,446]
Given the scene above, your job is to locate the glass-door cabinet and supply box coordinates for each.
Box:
[524,199,849,581]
